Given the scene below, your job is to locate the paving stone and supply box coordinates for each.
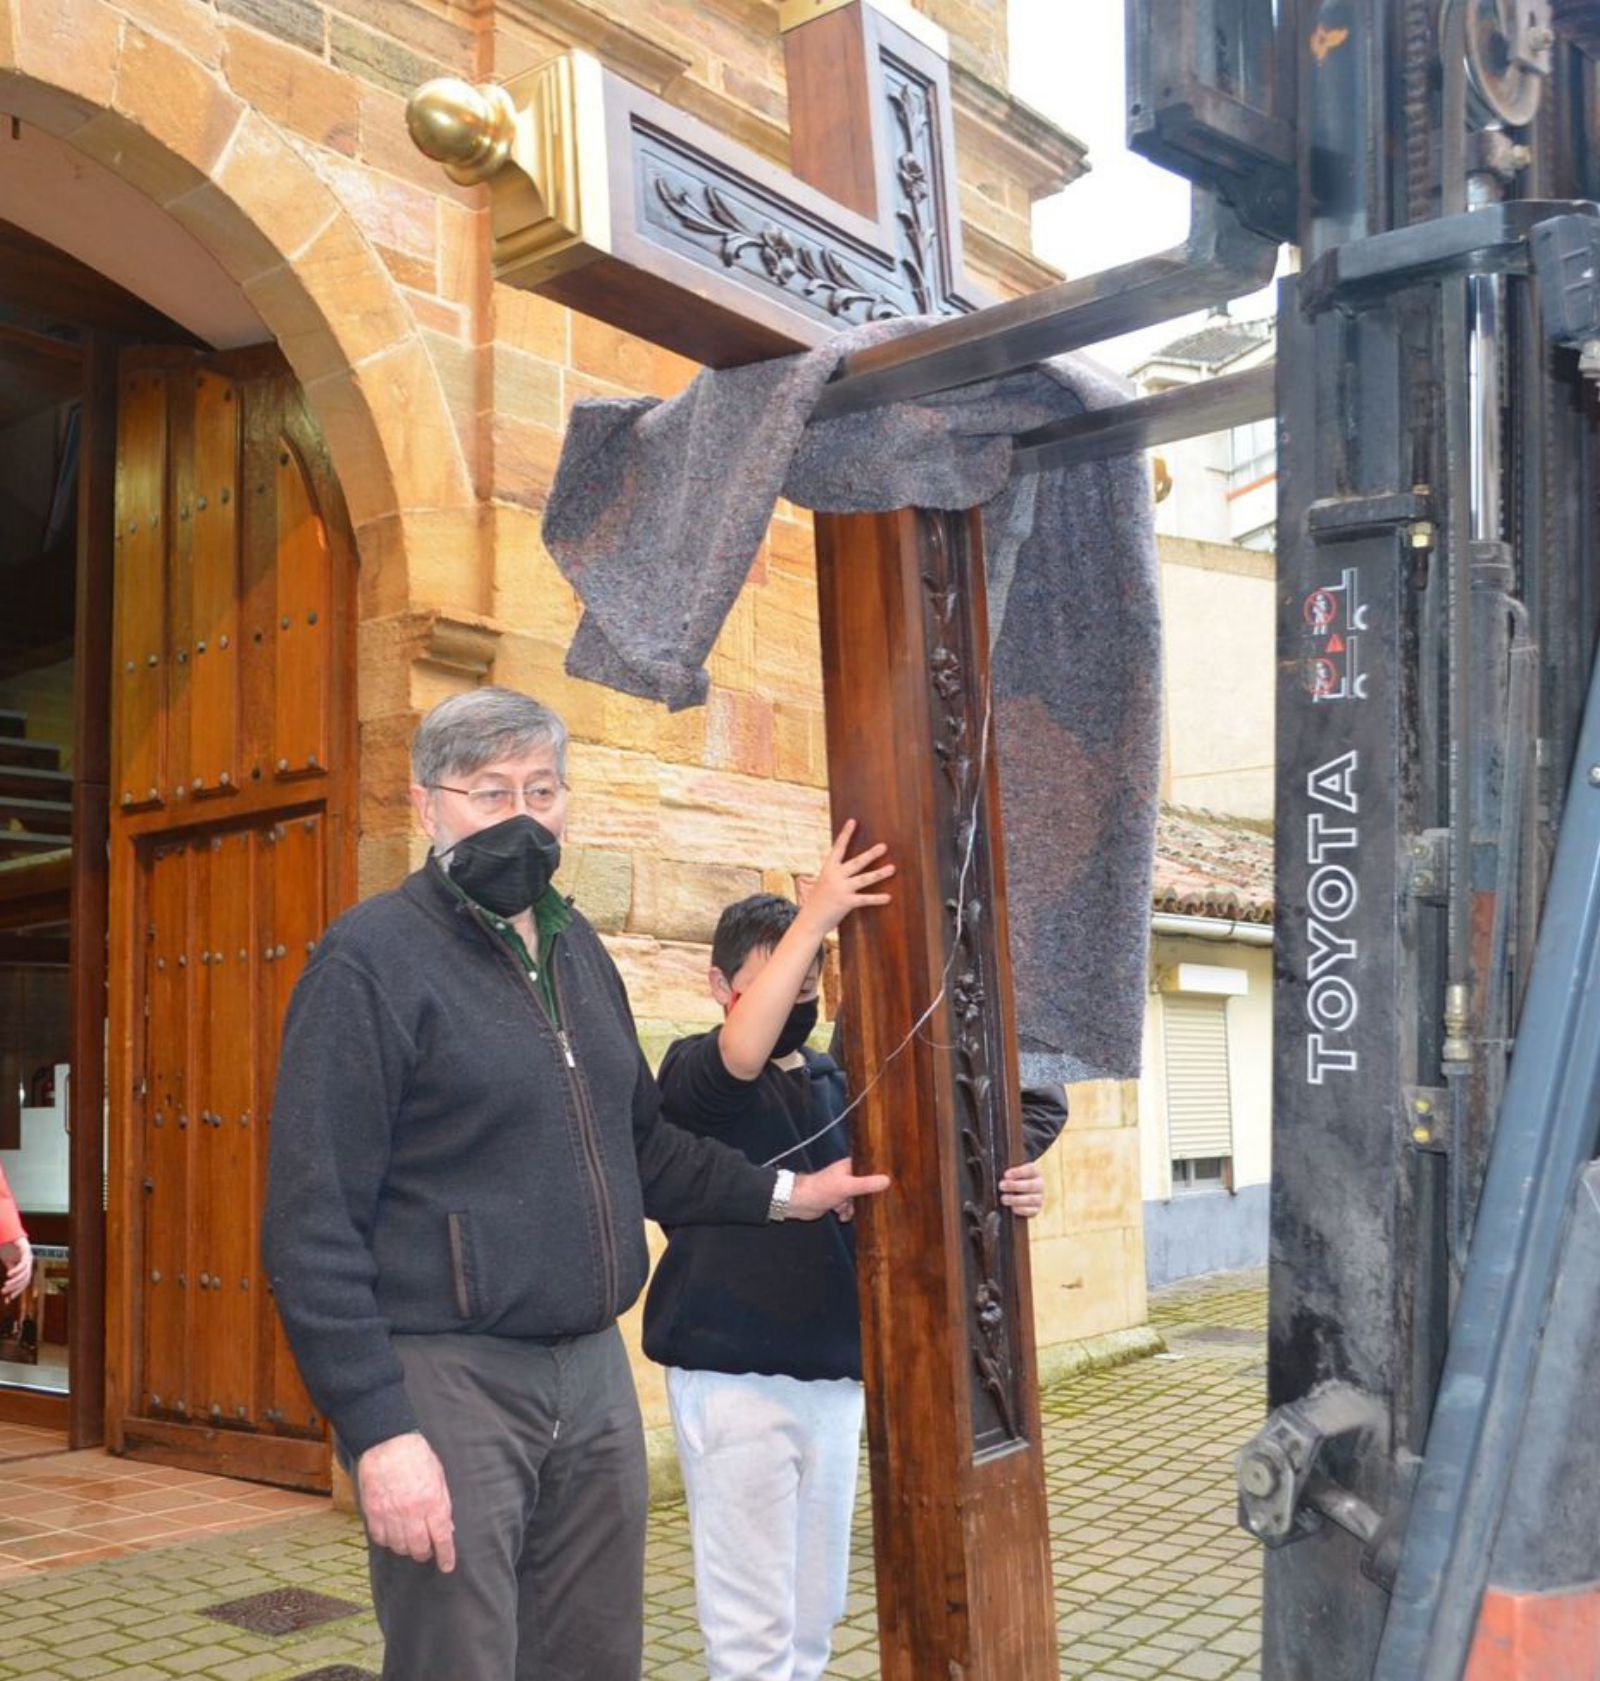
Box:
[207,1657,292,1681]
[51,1632,130,1661]
[103,1636,193,1664]
[1105,1612,1168,1640]
[1214,1627,1262,1657]
[1150,1627,1206,1653]
[1170,1649,1246,1680]
[3,1613,58,1639]
[159,1649,257,1677]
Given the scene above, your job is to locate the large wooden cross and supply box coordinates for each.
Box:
[411,5,1057,1673]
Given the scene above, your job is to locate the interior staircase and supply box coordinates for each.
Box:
[0,709,72,863]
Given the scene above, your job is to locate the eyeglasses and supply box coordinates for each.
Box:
[429,780,567,817]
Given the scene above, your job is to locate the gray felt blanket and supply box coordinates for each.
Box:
[543,319,1160,1084]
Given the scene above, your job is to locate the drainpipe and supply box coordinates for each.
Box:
[1151,912,1274,945]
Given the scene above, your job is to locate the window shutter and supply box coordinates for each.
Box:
[1163,995,1234,1159]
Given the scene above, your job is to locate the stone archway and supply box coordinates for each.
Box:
[0,0,500,891]
[0,1,476,665]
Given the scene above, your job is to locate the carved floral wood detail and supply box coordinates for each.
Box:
[651,175,907,321]
[920,512,1024,1454]
[644,45,958,328]
[885,56,939,313]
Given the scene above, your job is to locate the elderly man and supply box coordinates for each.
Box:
[263,687,887,1681]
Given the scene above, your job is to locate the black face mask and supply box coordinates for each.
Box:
[772,996,821,1059]
[444,814,562,917]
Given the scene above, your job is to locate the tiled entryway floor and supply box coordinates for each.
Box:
[0,1421,67,1465]
[0,1451,321,1577]
[0,1269,1268,1680]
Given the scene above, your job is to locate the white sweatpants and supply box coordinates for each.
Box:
[666,1366,865,1681]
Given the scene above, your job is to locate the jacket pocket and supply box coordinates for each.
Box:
[446,1211,477,1319]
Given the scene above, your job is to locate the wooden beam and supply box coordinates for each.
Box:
[785,0,971,304]
[118,1417,331,1491]
[0,321,84,429]
[816,507,1058,1679]
[788,20,1055,1671]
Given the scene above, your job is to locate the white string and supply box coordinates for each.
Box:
[761,678,994,1170]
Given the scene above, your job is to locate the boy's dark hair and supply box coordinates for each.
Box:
[711,893,798,980]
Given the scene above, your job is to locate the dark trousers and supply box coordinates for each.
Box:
[366,1325,648,1681]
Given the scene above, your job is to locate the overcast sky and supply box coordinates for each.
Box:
[1006,0,1279,370]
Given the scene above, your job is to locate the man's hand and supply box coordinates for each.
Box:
[1,1237,32,1301]
[356,1432,456,1572]
[790,1156,890,1220]
[1000,1161,1047,1220]
[797,820,894,937]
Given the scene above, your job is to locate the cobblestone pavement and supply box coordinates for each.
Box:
[0,1270,1267,1680]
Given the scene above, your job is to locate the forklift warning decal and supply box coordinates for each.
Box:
[1302,568,1369,701]
[1305,749,1360,1083]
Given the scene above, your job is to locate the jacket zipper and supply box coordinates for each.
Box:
[446,1212,473,1318]
[548,955,620,1320]
[467,905,620,1323]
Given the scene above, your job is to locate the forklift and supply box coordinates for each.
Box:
[1131,2,1600,1675]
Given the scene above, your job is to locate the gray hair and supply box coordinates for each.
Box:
[411,687,569,788]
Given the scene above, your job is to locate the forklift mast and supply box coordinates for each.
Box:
[1129,1,1600,1676]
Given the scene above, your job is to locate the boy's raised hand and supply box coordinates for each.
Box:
[798,820,895,935]
[716,819,894,1081]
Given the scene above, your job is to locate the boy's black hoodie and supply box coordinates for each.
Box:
[642,1027,1068,1382]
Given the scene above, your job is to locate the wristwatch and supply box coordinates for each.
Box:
[768,1168,796,1222]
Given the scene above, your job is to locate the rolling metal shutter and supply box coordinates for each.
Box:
[1163,994,1234,1159]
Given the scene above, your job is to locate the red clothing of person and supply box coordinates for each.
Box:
[0,1165,25,1246]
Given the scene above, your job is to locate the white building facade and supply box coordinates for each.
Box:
[1137,312,1278,1287]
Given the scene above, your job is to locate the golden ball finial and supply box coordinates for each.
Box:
[406,77,517,185]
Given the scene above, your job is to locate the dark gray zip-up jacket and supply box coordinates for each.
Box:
[262,860,777,1459]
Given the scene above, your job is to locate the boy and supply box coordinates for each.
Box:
[642,822,1065,1681]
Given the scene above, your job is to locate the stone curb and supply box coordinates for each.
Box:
[1038,1323,1169,1391]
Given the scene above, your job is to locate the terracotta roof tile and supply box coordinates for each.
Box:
[1153,806,1274,922]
